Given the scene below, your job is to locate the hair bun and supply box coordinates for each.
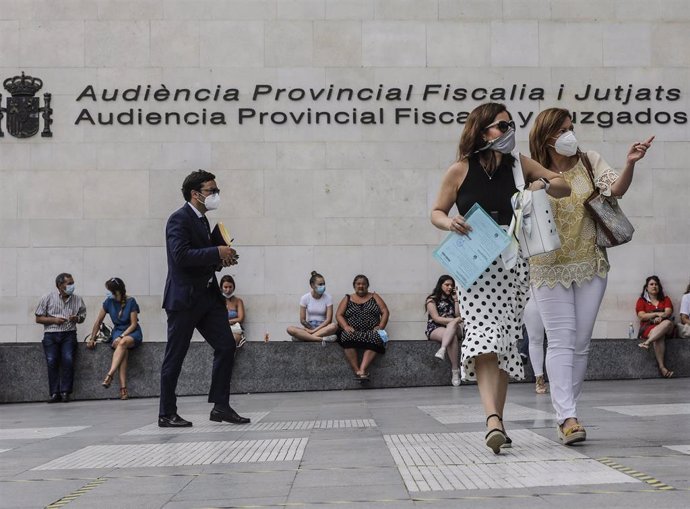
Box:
[311,271,317,276]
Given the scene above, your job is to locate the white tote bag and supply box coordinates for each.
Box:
[508,151,562,258]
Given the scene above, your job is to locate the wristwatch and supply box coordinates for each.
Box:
[538,177,550,191]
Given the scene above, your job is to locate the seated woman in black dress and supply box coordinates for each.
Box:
[335,274,390,381]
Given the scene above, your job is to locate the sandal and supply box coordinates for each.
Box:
[535,375,548,394]
[557,422,586,445]
[119,387,129,400]
[354,372,370,381]
[484,413,506,454]
[638,341,650,349]
[660,367,674,378]
[102,374,113,388]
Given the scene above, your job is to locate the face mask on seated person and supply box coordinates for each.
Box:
[315,285,326,295]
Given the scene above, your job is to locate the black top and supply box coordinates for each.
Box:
[455,155,518,226]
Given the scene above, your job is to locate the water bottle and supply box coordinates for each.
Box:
[628,323,635,339]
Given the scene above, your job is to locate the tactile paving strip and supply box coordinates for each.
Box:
[0,426,89,440]
[596,403,690,417]
[384,429,636,492]
[418,403,553,424]
[124,416,375,435]
[32,438,308,470]
[123,412,270,435]
[664,445,690,455]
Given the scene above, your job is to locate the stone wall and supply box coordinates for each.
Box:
[2,338,688,403]
[1,1,689,344]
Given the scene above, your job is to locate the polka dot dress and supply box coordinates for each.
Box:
[337,295,386,354]
[459,255,529,381]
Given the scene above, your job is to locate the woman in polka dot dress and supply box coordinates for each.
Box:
[335,274,390,381]
[431,103,570,453]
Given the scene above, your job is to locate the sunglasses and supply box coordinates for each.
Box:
[484,120,515,133]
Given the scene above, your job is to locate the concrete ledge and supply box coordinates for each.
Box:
[0,338,688,403]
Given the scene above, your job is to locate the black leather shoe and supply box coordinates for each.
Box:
[158,414,193,428]
[60,392,70,403]
[47,393,61,403]
[210,406,250,424]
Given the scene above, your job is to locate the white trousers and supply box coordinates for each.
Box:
[532,275,607,424]
[523,292,545,376]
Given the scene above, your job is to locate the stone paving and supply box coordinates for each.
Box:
[1,379,689,508]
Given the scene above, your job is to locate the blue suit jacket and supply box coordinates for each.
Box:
[162,203,223,312]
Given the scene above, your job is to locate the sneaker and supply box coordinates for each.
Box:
[434,347,446,360]
[451,369,461,387]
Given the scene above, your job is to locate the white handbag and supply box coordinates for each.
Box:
[508,151,562,258]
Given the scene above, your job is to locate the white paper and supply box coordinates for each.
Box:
[433,203,511,290]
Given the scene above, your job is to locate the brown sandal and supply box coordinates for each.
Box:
[119,387,129,400]
[102,374,113,388]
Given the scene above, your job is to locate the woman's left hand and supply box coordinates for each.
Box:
[627,136,654,164]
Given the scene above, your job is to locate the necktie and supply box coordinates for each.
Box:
[201,215,211,236]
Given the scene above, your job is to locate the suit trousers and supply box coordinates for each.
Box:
[159,286,236,417]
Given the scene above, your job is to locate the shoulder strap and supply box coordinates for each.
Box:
[580,151,596,186]
[510,150,525,191]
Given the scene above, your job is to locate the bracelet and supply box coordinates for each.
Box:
[538,177,550,191]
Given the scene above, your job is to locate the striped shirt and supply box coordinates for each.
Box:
[35,291,87,333]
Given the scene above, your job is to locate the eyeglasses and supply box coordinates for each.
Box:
[198,188,220,195]
[484,120,515,133]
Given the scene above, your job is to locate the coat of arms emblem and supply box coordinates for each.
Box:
[0,72,53,138]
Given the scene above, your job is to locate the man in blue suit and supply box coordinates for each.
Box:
[159,169,250,427]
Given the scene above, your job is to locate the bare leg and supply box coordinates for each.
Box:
[343,348,359,373]
[474,353,503,426]
[359,350,377,374]
[118,349,129,388]
[286,326,322,342]
[442,324,460,371]
[639,320,673,348]
[108,337,135,377]
[312,323,339,338]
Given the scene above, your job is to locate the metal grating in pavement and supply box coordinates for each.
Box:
[596,403,690,417]
[123,412,270,435]
[418,403,554,424]
[32,438,308,470]
[664,445,690,455]
[384,429,637,492]
[0,426,89,440]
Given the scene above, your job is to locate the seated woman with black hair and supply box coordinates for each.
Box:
[220,275,246,348]
[87,277,143,400]
[425,275,463,387]
[335,274,390,381]
[636,275,675,378]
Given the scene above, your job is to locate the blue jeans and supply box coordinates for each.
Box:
[42,331,77,395]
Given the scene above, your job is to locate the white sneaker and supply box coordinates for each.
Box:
[451,370,461,387]
[434,347,446,360]
[322,335,337,343]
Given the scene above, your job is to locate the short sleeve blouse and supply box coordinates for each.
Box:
[529,150,619,289]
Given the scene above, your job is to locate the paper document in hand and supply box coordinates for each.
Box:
[432,203,511,290]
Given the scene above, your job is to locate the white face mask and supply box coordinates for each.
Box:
[222,291,233,299]
[553,131,578,157]
[200,192,220,211]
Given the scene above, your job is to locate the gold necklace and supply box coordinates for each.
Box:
[479,159,497,180]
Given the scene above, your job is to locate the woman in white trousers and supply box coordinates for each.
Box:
[528,107,653,445]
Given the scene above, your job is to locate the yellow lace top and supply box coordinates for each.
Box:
[529,151,620,289]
